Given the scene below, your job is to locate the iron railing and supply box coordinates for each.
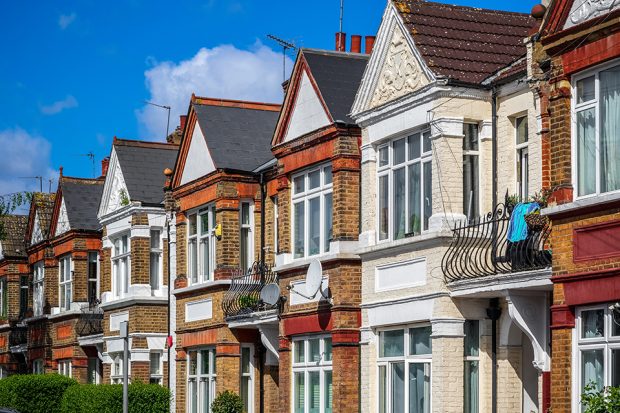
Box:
[9,324,27,347]
[442,203,552,283]
[222,261,279,318]
[75,300,104,336]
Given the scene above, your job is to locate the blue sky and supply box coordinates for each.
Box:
[0,0,537,195]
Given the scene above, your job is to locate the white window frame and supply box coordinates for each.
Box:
[515,115,529,201]
[273,196,279,254]
[572,59,620,200]
[33,261,45,317]
[0,366,6,379]
[376,128,433,242]
[291,335,333,413]
[58,359,72,377]
[187,348,217,413]
[240,345,255,413]
[150,228,163,294]
[58,255,72,312]
[239,201,254,272]
[376,324,433,413]
[150,351,163,385]
[33,358,44,374]
[87,356,100,384]
[87,251,99,304]
[464,320,480,413]
[463,122,481,221]
[187,206,216,285]
[111,352,129,384]
[291,164,333,260]
[111,234,130,299]
[573,304,620,412]
[0,276,6,319]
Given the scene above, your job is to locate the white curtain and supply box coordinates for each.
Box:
[577,108,596,196]
[581,349,604,391]
[600,66,620,193]
[409,363,430,413]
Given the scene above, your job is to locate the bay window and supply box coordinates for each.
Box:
[515,116,529,200]
[188,348,216,413]
[33,261,44,316]
[150,229,162,293]
[574,62,620,197]
[293,336,333,413]
[464,320,480,413]
[188,206,216,284]
[88,252,98,304]
[377,325,431,413]
[240,201,254,271]
[463,123,479,220]
[112,234,129,298]
[377,130,432,241]
[150,352,163,385]
[292,165,333,259]
[575,305,620,411]
[59,255,72,311]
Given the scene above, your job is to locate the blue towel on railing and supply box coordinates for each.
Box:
[507,202,540,242]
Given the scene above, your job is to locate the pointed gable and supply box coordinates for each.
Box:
[54,196,71,236]
[179,111,216,185]
[52,176,104,236]
[99,147,130,216]
[541,0,620,35]
[26,193,55,247]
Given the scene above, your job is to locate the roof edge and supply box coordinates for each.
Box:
[113,137,179,150]
[192,96,282,112]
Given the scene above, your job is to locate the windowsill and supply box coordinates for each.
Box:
[173,280,232,295]
[99,295,168,311]
[542,191,620,217]
[273,252,360,273]
[48,308,82,320]
[357,229,453,258]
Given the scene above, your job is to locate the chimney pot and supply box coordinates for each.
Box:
[365,36,376,55]
[351,35,362,53]
[101,157,110,177]
[335,32,346,52]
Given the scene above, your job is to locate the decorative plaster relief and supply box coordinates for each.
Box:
[31,211,43,245]
[55,197,71,236]
[105,160,129,215]
[565,0,620,29]
[370,25,429,109]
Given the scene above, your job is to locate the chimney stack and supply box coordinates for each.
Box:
[101,157,110,177]
[365,36,376,55]
[179,115,187,131]
[335,32,346,52]
[351,35,362,53]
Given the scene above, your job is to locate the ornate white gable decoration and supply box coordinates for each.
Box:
[99,148,130,217]
[31,211,44,245]
[370,24,430,108]
[565,0,620,28]
[55,196,71,236]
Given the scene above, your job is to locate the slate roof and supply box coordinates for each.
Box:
[30,192,56,241]
[393,0,536,85]
[193,101,280,172]
[302,49,369,124]
[0,215,27,259]
[60,177,104,231]
[114,139,179,206]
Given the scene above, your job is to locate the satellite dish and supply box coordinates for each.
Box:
[260,283,281,306]
[305,259,323,298]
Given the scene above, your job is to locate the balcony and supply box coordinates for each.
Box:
[442,203,552,283]
[9,323,27,349]
[75,300,104,337]
[222,261,279,318]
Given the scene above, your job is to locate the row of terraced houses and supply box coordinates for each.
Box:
[1,0,619,412]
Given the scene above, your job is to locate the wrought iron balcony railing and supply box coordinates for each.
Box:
[75,300,104,336]
[442,203,552,283]
[222,261,279,318]
[9,324,27,347]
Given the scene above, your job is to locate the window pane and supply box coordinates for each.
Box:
[241,347,250,374]
[516,117,528,145]
[150,253,160,291]
[189,351,197,375]
[189,241,198,283]
[599,66,620,193]
[324,338,332,362]
[613,311,620,336]
[241,376,250,412]
[391,362,405,413]
[150,230,160,249]
[294,372,305,413]
[612,349,620,387]
[517,148,529,200]
[577,76,595,103]
[325,370,333,413]
[394,138,406,165]
[308,197,321,256]
[200,350,210,375]
[577,108,596,196]
[324,166,333,185]
[309,338,321,362]
[423,162,432,230]
[581,309,604,338]
[422,130,432,153]
[409,362,431,413]
[464,361,479,413]
[394,168,406,240]
[324,193,333,253]
[380,330,404,357]
[200,213,209,235]
[408,163,421,235]
[581,349,604,392]
[463,155,479,219]
[309,170,321,190]
[409,326,432,355]
[122,235,128,254]
[464,320,479,357]
[294,341,305,363]
[463,123,479,151]
[150,353,161,375]
[379,365,387,413]
[201,239,210,281]
[294,203,305,258]
[240,228,249,271]
[201,380,210,413]
[241,203,250,225]
[409,134,421,160]
[309,371,320,413]
[294,175,305,194]
[379,146,389,167]
[379,175,389,240]
[188,379,197,413]
[87,358,98,384]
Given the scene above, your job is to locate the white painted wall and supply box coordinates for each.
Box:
[283,70,331,142]
[180,123,216,185]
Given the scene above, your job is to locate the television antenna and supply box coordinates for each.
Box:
[339,0,345,33]
[287,259,331,303]
[19,176,43,192]
[144,101,171,142]
[267,34,297,84]
[75,151,96,177]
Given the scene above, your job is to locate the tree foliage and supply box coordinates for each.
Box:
[581,384,620,413]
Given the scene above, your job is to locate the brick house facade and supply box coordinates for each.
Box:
[531,1,620,411]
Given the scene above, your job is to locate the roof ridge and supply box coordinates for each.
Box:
[114,137,179,149]
[192,96,282,112]
[394,0,532,18]
[301,48,370,59]
[61,176,105,184]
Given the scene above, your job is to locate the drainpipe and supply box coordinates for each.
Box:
[492,87,498,209]
[259,170,266,413]
[166,213,172,389]
[486,298,501,413]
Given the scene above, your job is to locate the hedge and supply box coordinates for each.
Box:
[0,374,77,413]
[60,382,170,413]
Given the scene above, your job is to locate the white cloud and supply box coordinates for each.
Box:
[40,95,78,115]
[137,41,292,140]
[0,128,55,197]
[58,13,77,30]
